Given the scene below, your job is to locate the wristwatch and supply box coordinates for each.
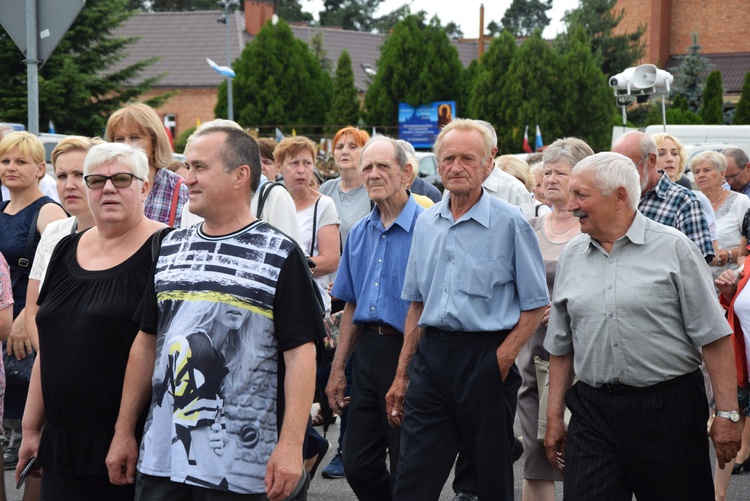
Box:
[715,410,741,423]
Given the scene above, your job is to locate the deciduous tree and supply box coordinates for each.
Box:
[500,0,552,37]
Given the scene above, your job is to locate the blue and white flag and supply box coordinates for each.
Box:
[275,127,284,142]
[535,125,543,151]
[206,58,236,78]
[48,120,55,134]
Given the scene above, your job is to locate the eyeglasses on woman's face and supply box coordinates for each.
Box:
[84,172,143,190]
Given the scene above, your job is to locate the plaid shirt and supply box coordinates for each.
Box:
[145,168,189,226]
[639,173,714,261]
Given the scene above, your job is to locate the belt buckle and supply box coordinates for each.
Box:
[18,258,30,268]
[377,325,388,335]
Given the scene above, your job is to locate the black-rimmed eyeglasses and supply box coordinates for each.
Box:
[84,172,143,190]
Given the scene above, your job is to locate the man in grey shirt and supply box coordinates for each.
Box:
[544,152,741,500]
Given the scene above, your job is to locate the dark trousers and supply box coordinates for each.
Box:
[135,472,265,501]
[41,470,135,501]
[393,329,518,501]
[342,328,403,501]
[563,369,713,501]
[452,347,521,495]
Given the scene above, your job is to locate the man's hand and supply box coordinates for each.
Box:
[715,269,741,301]
[496,343,517,381]
[106,430,139,485]
[385,374,408,427]
[325,367,349,416]
[709,416,742,469]
[265,440,304,501]
[544,416,567,471]
[541,304,551,326]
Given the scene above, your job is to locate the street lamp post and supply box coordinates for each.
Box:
[218,0,239,121]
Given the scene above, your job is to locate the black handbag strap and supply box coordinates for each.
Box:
[1,200,44,288]
[256,181,285,221]
[309,197,320,257]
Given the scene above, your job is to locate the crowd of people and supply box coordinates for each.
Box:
[0,103,749,501]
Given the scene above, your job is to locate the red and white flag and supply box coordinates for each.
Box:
[522,125,532,153]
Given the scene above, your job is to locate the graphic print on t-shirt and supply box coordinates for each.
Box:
[138,223,293,494]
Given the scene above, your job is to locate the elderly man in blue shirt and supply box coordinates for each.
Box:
[386,119,549,501]
[325,135,423,501]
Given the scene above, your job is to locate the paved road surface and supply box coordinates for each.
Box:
[5,415,750,500]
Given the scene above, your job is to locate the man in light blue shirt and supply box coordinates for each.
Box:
[387,119,548,501]
[325,135,423,501]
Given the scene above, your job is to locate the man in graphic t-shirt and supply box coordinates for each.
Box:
[106,125,324,501]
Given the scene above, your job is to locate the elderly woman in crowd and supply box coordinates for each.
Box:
[653,132,692,189]
[0,132,66,482]
[319,126,371,247]
[498,155,551,217]
[692,150,750,279]
[276,136,340,314]
[105,101,189,226]
[516,137,593,501]
[530,162,551,216]
[25,136,103,350]
[714,268,750,499]
[15,143,165,500]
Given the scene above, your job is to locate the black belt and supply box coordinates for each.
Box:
[425,326,511,341]
[596,370,697,395]
[363,323,402,336]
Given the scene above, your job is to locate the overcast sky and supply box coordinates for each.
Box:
[303,0,581,39]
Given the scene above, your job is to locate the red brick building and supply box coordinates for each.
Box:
[613,0,750,99]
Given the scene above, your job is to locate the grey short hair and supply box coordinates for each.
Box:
[724,147,749,169]
[434,119,493,163]
[84,142,149,181]
[689,149,727,175]
[573,152,641,210]
[361,134,409,171]
[542,137,594,167]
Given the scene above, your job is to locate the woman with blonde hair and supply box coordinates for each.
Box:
[497,156,550,217]
[105,101,189,226]
[653,132,691,189]
[0,132,66,486]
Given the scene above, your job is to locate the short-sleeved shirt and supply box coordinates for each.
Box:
[145,168,189,226]
[332,194,423,332]
[0,254,13,312]
[29,217,77,286]
[402,190,549,331]
[638,173,714,260]
[544,211,731,388]
[137,221,324,495]
[297,195,339,313]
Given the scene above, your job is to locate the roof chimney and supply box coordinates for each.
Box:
[245,0,274,36]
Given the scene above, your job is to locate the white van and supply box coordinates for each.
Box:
[612,125,750,154]
[643,125,750,155]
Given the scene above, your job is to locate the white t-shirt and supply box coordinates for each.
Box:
[296,195,339,313]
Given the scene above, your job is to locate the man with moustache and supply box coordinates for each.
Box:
[544,152,741,500]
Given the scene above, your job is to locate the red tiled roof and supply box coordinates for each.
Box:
[112,11,483,91]
[666,52,750,95]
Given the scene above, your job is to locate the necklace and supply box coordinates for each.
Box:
[547,213,577,235]
[709,190,726,206]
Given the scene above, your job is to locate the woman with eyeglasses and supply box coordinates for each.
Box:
[105,101,189,226]
[0,132,66,496]
[16,143,164,500]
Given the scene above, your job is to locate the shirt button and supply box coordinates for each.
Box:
[378,259,382,263]
[607,286,612,290]
[614,343,619,347]
[381,235,386,239]
[447,257,452,262]
[609,259,615,264]
[370,306,375,311]
[608,313,613,318]
[374,282,378,287]
[443,287,448,292]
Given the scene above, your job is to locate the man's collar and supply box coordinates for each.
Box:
[369,190,419,231]
[438,188,491,228]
